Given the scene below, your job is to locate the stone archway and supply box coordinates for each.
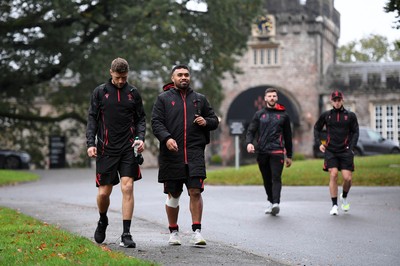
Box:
[224,85,301,164]
[226,85,300,127]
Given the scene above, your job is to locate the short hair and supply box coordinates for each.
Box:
[111,58,129,73]
[265,88,278,95]
[171,64,190,75]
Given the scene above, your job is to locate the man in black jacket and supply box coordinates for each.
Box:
[151,65,219,247]
[314,90,359,216]
[86,57,146,248]
[246,88,293,216]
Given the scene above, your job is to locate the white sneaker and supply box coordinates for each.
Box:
[265,202,273,214]
[190,229,206,247]
[340,193,350,212]
[330,205,339,215]
[271,203,280,216]
[168,231,181,245]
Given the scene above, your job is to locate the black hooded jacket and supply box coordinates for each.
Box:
[86,79,146,156]
[151,84,219,182]
[245,103,293,158]
[314,107,359,153]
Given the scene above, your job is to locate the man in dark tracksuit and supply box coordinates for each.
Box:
[314,90,359,216]
[246,88,293,216]
[151,65,219,247]
[86,58,146,248]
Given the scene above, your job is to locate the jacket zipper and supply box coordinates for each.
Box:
[181,92,188,164]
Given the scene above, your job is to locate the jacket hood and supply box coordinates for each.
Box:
[268,103,286,111]
[162,82,175,91]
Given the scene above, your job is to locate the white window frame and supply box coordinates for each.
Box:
[371,104,400,142]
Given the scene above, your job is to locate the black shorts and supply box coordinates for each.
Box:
[163,165,205,195]
[95,151,142,187]
[323,149,355,172]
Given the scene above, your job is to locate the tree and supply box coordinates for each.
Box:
[336,34,399,62]
[0,0,264,167]
[385,0,400,29]
[385,0,400,50]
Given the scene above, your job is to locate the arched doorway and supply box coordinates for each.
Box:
[226,85,300,164]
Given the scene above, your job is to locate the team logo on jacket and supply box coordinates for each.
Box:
[277,114,280,119]
[262,114,266,119]
[105,93,110,99]
[128,94,133,101]
[344,115,348,120]
[171,101,176,106]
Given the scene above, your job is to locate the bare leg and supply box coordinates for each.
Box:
[341,170,352,193]
[329,168,339,199]
[188,188,203,223]
[97,184,113,213]
[120,176,134,220]
[166,192,181,226]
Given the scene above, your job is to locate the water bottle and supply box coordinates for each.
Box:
[134,136,140,157]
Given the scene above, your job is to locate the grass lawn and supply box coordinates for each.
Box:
[206,154,400,186]
[0,207,157,266]
[0,170,39,186]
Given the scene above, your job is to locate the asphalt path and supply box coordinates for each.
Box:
[1,168,399,266]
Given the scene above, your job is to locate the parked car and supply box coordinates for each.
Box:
[314,127,400,158]
[0,149,31,169]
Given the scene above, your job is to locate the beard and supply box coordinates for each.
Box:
[266,101,276,108]
[176,82,189,90]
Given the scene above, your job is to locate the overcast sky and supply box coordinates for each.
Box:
[185,0,399,46]
[334,0,399,45]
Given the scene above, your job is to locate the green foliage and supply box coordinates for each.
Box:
[210,154,223,165]
[0,0,264,167]
[206,155,400,186]
[384,0,400,29]
[0,207,156,265]
[336,34,397,62]
[292,153,305,161]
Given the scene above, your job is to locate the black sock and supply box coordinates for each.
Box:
[342,191,348,198]
[169,225,179,233]
[192,223,201,232]
[100,212,108,223]
[332,197,338,206]
[123,220,131,234]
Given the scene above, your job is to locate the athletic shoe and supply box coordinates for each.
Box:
[265,202,273,214]
[271,203,280,216]
[190,229,206,247]
[168,230,181,245]
[340,193,350,212]
[94,219,108,243]
[330,205,339,216]
[120,233,136,248]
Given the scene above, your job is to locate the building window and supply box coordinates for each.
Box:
[260,49,264,65]
[373,104,400,142]
[251,46,280,66]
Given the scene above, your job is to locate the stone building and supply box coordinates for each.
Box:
[216,0,400,165]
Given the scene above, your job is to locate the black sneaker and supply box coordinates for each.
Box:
[94,219,108,243]
[120,233,136,248]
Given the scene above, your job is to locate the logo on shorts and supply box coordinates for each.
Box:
[96,173,101,186]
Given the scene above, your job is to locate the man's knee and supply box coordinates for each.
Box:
[120,177,133,194]
[166,194,181,208]
[188,188,201,198]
